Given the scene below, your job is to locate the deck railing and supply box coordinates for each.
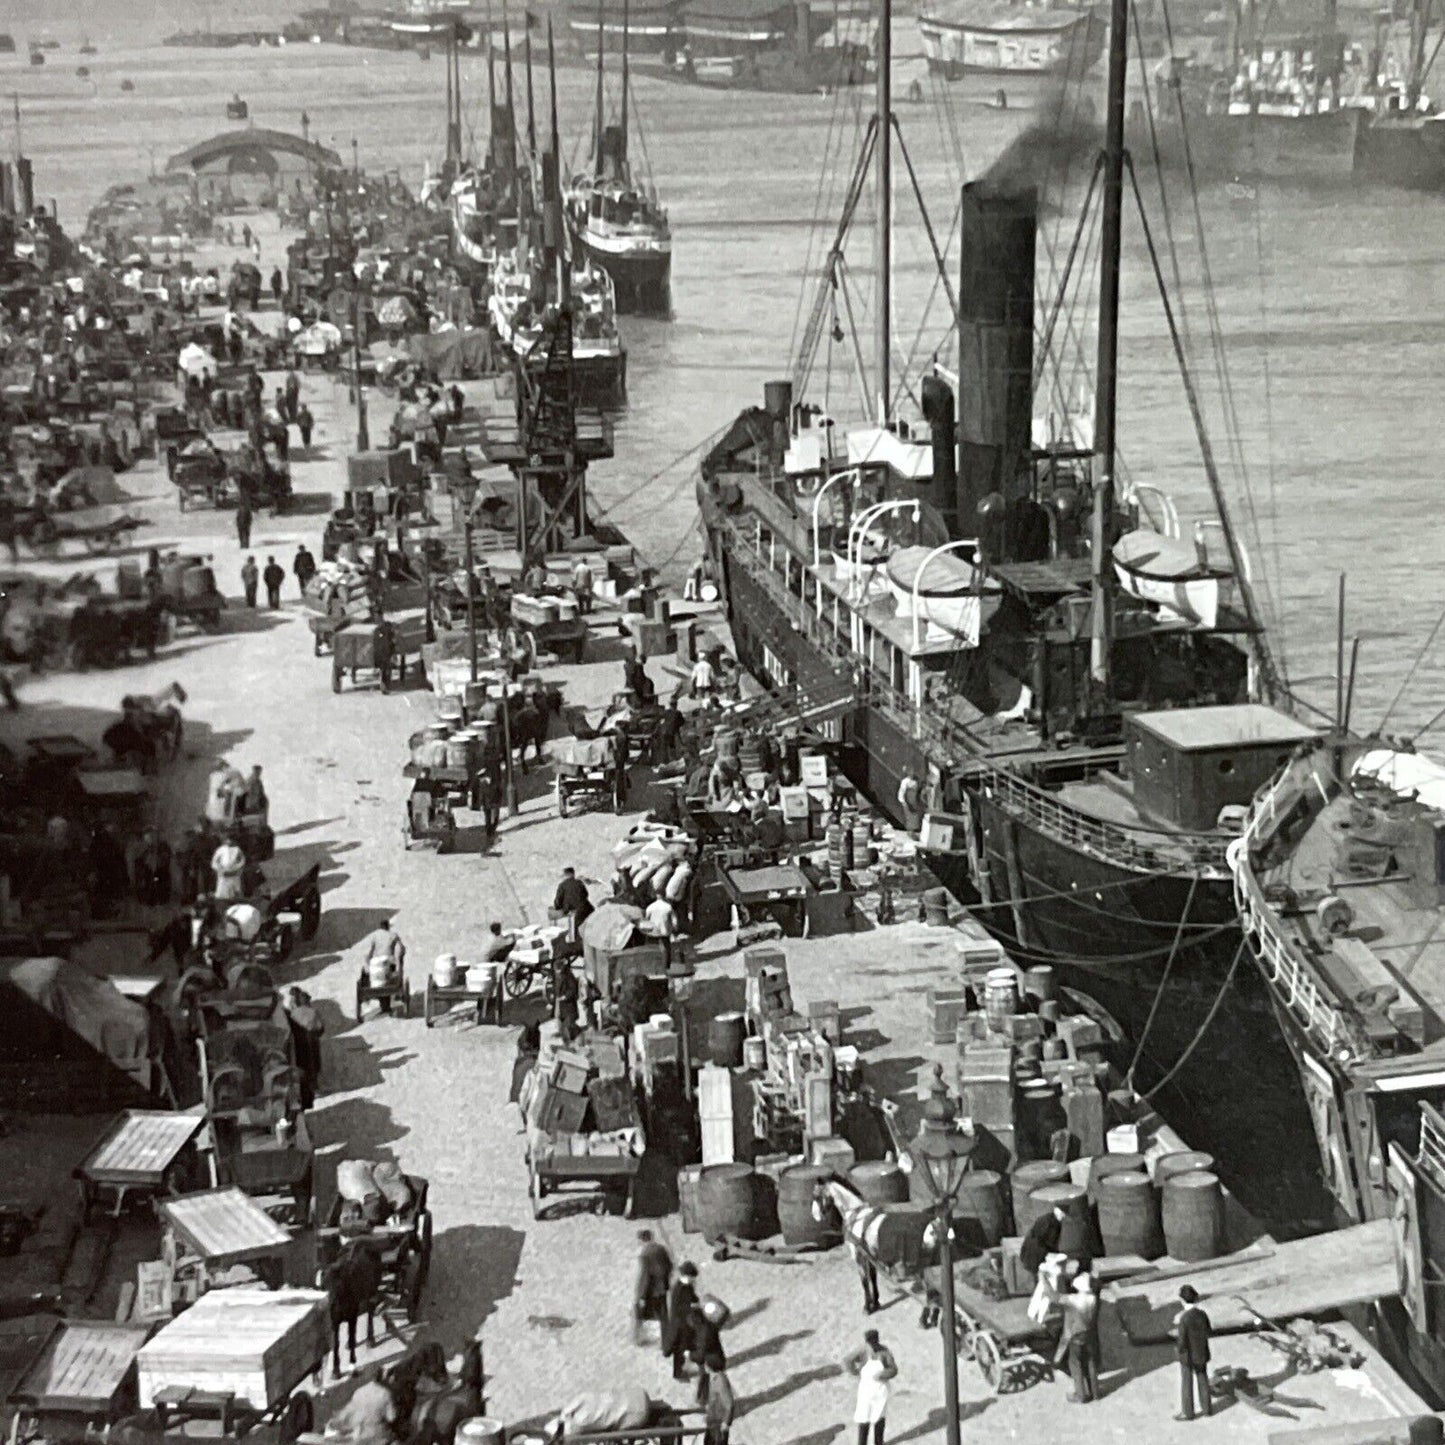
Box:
[1228,835,1355,1061]
[1418,1103,1445,1192]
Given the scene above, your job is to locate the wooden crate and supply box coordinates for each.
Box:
[135,1287,329,1411]
[699,1064,735,1166]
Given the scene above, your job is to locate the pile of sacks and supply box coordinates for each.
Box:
[336,1158,415,1231]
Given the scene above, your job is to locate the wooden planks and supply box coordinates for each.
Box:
[80,1112,204,1185]
[1109,1218,1399,1344]
[11,1321,153,1410]
[161,1188,291,1265]
[136,1287,329,1411]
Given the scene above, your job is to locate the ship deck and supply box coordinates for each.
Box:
[1262,788,1445,1048]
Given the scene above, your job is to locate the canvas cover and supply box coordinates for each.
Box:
[0,957,152,1084]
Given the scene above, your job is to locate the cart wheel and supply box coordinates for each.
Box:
[332,664,342,694]
[972,1328,1002,1392]
[503,961,531,999]
[278,1390,314,1445]
[424,976,435,1028]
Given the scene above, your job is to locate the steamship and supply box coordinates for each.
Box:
[697,0,1322,1218]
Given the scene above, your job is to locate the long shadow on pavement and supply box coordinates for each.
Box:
[423,1222,527,1352]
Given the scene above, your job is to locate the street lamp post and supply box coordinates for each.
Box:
[351,286,369,452]
[911,1062,975,1445]
[909,538,980,651]
[810,466,861,568]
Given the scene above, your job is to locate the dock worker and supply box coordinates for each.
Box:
[662,1261,699,1380]
[294,544,317,598]
[553,866,593,940]
[1174,1285,1214,1420]
[360,918,406,986]
[897,770,923,834]
[263,556,286,609]
[634,1229,673,1343]
[571,556,594,614]
[238,765,267,820]
[210,831,247,902]
[1055,1273,1100,1404]
[689,652,716,697]
[847,1330,897,1445]
[326,1366,396,1445]
[482,920,514,962]
[240,554,259,608]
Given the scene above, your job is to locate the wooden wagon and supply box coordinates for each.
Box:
[6,1319,154,1445]
[525,1135,640,1220]
[317,1173,432,1323]
[74,1110,206,1221]
[158,1187,296,1297]
[130,1286,327,1444]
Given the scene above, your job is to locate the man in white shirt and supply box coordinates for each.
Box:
[690,655,715,697]
[210,835,247,901]
[571,558,594,614]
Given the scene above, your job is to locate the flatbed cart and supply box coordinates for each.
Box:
[403,777,456,853]
[423,969,502,1028]
[717,861,811,938]
[525,1140,640,1220]
[127,1286,327,1444]
[6,1319,155,1445]
[74,1110,206,1222]
[20,507,147,557]
[355,963,408,1020]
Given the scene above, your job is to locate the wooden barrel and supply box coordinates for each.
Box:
[698,1163,758,1243]
[1020,1080,1066,1158]
[678,1164,703,1234]
[851,817,871,867]
[1162,1170,1225,1261]
[777,1164,837,1247]
[826,824,848,873]
[849,1160,909,1206]
[708,1012,746,1068]
[1096,1173,1163,1259]
[1088,1151,1147,1202]
[984,967,1019,1034]
[1155,1151,1215,1187]
[1011,1160,1070,1233]
[954,1169,1007,1248]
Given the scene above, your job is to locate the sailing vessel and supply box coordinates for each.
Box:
[918,0,1105,79]
[1231,723,1445,1394]
[668,0,873,89]
[565,1,672,313]
[696,0,1322,1216]
[568,0,682,64]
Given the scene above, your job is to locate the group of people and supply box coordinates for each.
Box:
[1020,1197,1214,1414]
[239,546,316,609]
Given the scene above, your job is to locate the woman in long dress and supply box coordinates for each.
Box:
[847,1329,897,1445]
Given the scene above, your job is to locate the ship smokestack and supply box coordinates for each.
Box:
[956,180,1035,558]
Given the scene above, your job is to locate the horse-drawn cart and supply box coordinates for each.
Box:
[6,1319,154,1445]
[128,1286,327,1444]
[158,1187,296,1297]
[551,735,624,818]
[317,1172,433,1324]
[19,505,147,557]
[526,1144,640,1221]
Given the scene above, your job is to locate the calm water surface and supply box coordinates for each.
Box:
[7,7,1444,734]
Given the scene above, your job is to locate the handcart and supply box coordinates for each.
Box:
[717,861,812,938]
[74,1110,206,1221]
[423,968,502,1028]
[332,622,396,694]
[6,1319,155,1445]
[20,506,147,557]
[526,1143,640,1221]
[355,963,409,1021]
[403,777,456,852]
[128,1286,327,1443]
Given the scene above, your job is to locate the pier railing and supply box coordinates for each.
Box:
[1228,834,1356,1061]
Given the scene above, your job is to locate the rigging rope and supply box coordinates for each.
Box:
[1378,596,1445,733]
[1125,874,1199,1088]
[1140,939,1246,1102]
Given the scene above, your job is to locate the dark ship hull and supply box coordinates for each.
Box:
[576,234,672,313]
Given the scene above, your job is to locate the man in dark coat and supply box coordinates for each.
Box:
[553,867,593,939]
[235,499,253,550]
[689,1301,727,1406]
[263,556,285,609]
[293,545,317,598]
[1020,1203,1067,1276]
[477,765,503,843]
[1174,1285,1213,1420]
[661,1261,698,1380]
[634,1229,673,1342]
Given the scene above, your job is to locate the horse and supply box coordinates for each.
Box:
[319,1237,386,1377]
[105,684,186,772]
[386,1339,484,1445]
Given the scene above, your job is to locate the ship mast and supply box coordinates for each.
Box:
[525,21,537,163]
[621,0,630,166]
[594,2,606,180]
[875,0,891,426]
[1089,0,1129,690]
[503,4,517,180]
[548,19,570,306]
[443,18,462,175]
